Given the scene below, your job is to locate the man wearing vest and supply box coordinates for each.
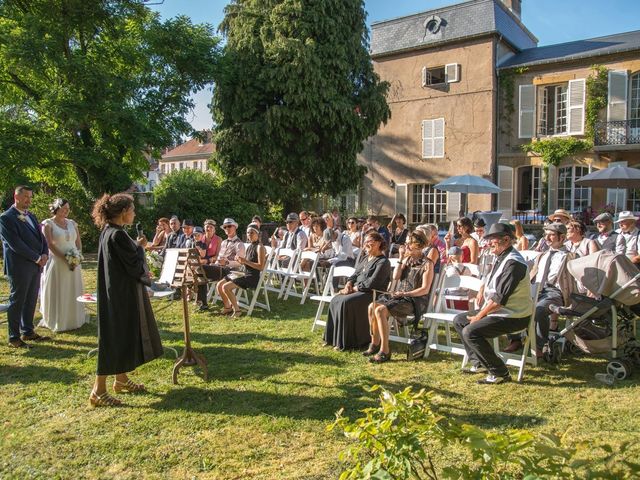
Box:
[283,212,307,250]
[615,211,640,268]
[453,223,533,384]
[591,212,618,252]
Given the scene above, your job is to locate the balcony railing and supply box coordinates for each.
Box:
[594,120,640,146]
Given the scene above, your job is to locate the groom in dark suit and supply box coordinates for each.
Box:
[0,186,49,348]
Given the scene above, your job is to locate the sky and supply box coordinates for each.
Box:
[149,0,640,131]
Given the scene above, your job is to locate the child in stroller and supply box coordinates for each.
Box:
[547,250,640,380]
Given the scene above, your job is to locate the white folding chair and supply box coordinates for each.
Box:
[309,265,355,331]
[462,263,481,278]
[283,250,321,304]
[236,248,274,316]
[264,247,299,298]
[423,274,484,358]
[490,282,541,382]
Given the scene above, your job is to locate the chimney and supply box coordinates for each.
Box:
[501,0,521,20]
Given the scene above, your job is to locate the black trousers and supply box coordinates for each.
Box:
[454,311,530,377]
[197,264,230,305]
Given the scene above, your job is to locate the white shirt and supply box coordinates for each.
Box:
[13,205,36,230]
[616,227,639,259]
[535,247,567,287]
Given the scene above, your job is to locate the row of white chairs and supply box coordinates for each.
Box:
[310,262,541,382]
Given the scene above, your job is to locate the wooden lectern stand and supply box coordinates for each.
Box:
[171,248,209,384]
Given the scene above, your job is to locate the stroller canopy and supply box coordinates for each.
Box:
[567,250,640,306]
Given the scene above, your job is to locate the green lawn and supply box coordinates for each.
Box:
[1,260,639,479]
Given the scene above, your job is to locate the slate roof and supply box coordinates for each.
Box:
[498,30,640,69]
[370,0,537,58]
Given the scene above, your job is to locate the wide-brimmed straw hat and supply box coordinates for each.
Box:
[548,209,571,222]
[615,211,638,223]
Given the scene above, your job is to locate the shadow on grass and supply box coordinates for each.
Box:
[24,343,89,360]
[448,411,543,429]
[193,345,345,381]
[0,364,79,385]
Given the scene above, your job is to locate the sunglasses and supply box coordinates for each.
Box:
[286,220,296,224]
[300,217,309,221]
[222,225,234,229]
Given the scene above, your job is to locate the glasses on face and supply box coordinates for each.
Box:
[222,225,233,230]
[300,216,309,222]
[347,221,355,224]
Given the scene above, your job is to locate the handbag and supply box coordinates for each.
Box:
[406,329,429,361]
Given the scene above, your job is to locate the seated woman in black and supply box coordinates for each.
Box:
[366,230,434,363]
[217,226,267,318]
[324,231,390,351]
[388,213,409,257]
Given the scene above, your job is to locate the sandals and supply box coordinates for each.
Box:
[362,343,380,357]
[113,379,146,394]
[369,351,392,364]
[230,310,244,318]
[89,390,122,407]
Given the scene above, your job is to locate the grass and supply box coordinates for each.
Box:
[1,259,639,479]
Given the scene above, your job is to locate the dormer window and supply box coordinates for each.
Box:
[423,14,444,35]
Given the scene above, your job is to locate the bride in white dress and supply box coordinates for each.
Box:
[39,199,86,332]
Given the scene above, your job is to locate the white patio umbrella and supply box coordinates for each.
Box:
[434,174,501,215]
[575,165,640,213]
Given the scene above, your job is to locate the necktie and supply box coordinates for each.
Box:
[539,250,557,287]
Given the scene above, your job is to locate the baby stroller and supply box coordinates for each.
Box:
[547,250,640,380]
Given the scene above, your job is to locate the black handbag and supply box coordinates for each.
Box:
[406,329,429,361]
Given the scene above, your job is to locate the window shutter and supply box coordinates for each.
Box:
[422,120,434,157]
[497,166,513,219]
[518,84,536,138]
[394,184,407,217]
[421,67,428,87]
[434,118,445,157]
[446,192,462,220]
[445,63,460,83]
[546,165,557,212]
[608,70,628,121]
[567,79,585,135]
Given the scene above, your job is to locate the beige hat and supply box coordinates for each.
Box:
[615,211,639,223]
[549,209,571,222]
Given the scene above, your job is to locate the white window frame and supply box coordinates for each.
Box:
[539,84,568,136]
[422,118,445,158]
[410,184,447,224]
[557,165,591,212]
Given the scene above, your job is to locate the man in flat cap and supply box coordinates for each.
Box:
[505,223,575,356]
[591,212,618,252]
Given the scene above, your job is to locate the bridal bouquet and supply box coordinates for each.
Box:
[145,250,163,278]
[65,247,84,271]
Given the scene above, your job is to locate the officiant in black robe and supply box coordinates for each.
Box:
[97,223,163,375]
[324,231,390,351]
[89,193,163,407]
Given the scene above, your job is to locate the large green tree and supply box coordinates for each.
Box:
[211,0,390,211]
[0,0,219,196]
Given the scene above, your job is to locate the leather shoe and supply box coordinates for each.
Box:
[9,339,32,349]
[21,333,50,342]
[503,339,523,353]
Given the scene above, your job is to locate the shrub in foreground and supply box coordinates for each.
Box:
[329,386,639,479]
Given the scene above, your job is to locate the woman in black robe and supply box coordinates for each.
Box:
[324,231,391,351]
[89,193,163,407]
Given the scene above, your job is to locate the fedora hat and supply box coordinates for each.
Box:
[483,222,515,240]
[548,209,571,222]
[615,211,638,223]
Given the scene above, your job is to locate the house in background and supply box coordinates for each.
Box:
[497,30,640,217]
[158,130,215,176]
[360,0,536,222]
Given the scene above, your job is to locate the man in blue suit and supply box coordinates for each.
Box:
[0,186,49,348]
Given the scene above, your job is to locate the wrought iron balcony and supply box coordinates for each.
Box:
[594,120,640,146]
